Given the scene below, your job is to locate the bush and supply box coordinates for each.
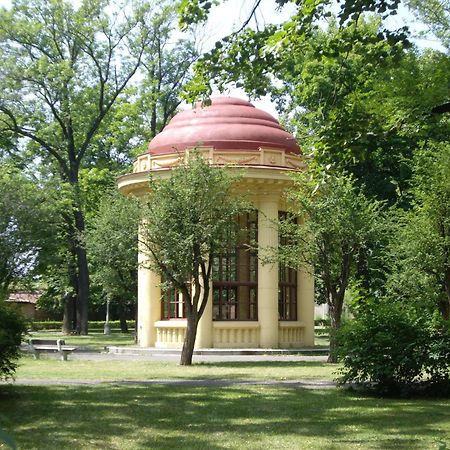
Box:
[0,302,27,380]
[336,302,450,395]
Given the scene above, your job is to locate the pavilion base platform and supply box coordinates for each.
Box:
[106,346,329,356]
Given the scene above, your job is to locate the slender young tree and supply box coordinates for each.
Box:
[279,171,383,362]
[140,155,247,365]
[85,191,141,332]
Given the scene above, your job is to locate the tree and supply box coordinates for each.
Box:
[0,164,57,301]
[179,0,409,103]
[277,27,449,198]
[0,0,190,334]
[184,11,449,202]
[140,155,247,365]
[387,142,450,320]
[86,13,199,167]
[85,191,141,333]
[279,171,383,362]
[407,0,450,50]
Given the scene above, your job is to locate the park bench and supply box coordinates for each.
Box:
[29,339,77,361]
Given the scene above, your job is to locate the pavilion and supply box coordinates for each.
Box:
[118,97,315,349]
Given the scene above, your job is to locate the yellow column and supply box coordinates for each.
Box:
[298,265,315,346]
[258,196,279,348]
[137,230,161,347]
[196,284,213,348]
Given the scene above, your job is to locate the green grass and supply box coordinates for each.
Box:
[314,326,330,348]
[16,356,338,381]
[1,384,449,449]
[25,330,136,351]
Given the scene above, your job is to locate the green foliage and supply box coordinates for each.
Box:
[280,170,383,360]
[141,154,248,295]
[179,0,404,32]
[180,0,410,105]
[277,26,449,203]
[0,164,58,300]
[337,301,450,394]
[0,301,27,380]
[0,0,198,334]
[387,142,450,319]
[85,191,140,309]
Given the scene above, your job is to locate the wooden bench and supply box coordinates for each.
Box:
[29,339,77,361]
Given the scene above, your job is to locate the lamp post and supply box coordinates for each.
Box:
[104,299,111,335]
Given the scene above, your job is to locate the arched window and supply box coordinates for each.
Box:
[212,212,258,320]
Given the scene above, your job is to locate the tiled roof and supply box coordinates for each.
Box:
[7,291,41,304]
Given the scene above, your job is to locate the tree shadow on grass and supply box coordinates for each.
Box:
[167,360,338,381]
[1,384,449,449]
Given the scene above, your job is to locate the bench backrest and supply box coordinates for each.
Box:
[30,339,65,346]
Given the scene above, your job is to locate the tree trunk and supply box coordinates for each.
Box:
[67,160,90,335]
[74,245,89,335]
[327,293,344,363]
[72,202,90,335]
[118,305,129,333]
[180,314,199,365]
[63,256,78,334]
[441,268,450,321]
[62,294,75,334]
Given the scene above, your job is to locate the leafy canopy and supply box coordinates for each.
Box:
[140,154,248,298]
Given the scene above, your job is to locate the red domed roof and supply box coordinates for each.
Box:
[147,97,300,155]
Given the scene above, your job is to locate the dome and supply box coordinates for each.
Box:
[147,97,300,155]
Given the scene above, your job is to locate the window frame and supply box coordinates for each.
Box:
[213,211,258,321]
[278,211,298,321]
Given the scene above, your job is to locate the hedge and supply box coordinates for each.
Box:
[29,320,135,331]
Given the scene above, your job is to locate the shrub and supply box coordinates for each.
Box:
[336,302,450,395]
[0,302,27,380]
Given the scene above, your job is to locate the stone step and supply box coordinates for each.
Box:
[106,346,329,356]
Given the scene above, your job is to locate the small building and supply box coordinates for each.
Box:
[6,292,45,320]
[118,97,315,349]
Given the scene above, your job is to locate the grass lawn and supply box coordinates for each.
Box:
[15,356,339,381]
[25,330,136,351]
[1,383,449,449]
[8,330,447,449]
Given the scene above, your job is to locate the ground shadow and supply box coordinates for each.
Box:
[1,383,449,449]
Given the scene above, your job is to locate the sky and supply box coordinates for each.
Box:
[0,0,444,118]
